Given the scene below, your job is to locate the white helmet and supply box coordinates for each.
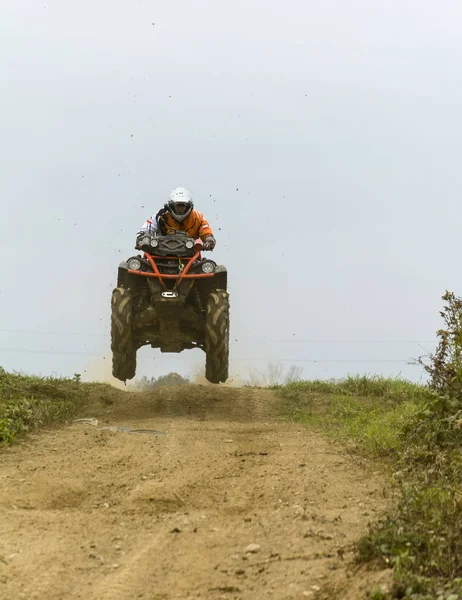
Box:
[167,187,194,223]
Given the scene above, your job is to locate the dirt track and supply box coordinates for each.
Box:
[0,386,391,599]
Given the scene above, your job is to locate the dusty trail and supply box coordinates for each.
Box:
[0,386,390,600]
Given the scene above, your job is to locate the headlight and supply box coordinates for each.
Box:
[128,258,142,270]
[185,239,194,249]
[201,261,215,274]
[141,236,150,247]
[150,238,159,248]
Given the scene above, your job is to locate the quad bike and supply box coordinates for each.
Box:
[111,232,229,384]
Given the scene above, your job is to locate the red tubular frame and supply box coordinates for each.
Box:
[127,251,214,290]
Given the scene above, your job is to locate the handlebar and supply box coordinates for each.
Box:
[135,234,211,252]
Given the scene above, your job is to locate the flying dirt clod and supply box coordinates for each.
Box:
[111,232,230,384]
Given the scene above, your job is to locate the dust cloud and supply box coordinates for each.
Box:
[81,357,130,391]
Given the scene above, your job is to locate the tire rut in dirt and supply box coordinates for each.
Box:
[205,290,230,384]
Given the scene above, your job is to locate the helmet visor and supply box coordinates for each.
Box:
[172,202,189,215]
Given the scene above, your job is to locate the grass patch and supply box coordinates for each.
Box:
[280,375,430,403]
[279,375,432,458]
[278,375,462,599]
[0,370,100,445]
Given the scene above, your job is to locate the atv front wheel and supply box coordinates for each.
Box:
[205,290,230,384]
[111,287,137,381]
[112,350,137,381]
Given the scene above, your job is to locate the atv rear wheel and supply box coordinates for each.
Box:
[205,290,230,384]
[111,287,137,381]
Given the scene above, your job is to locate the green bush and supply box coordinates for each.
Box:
[0,370,90,445]
[131,372,190,391]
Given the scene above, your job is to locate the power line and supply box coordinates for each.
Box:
[0,328,436,344]
[0,348,101,356]
[259,339,437,344]
[0,348,415,363]
[0,328,109,337]
[234,358,413,363]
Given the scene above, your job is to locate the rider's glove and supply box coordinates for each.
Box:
[203,236,216,251]
[135,232,146,249]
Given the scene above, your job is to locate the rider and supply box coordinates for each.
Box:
[136,187,216,250]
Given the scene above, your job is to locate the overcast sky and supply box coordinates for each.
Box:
[1,0,461,384]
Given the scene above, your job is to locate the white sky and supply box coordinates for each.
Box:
[1,0,461,383]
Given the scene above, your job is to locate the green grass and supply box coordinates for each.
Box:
[0,369,100,445]
[279,375,432,458]
[278,375,462,600]
[280,375,430,402]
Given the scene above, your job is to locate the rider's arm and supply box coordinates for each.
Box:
[197,214,216,248]
[136,215,160,248]
[138,216,159,236]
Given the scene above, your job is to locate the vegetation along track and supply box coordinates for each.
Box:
[0,384,391,600]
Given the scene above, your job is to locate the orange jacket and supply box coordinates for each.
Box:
[141,208,214,242]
